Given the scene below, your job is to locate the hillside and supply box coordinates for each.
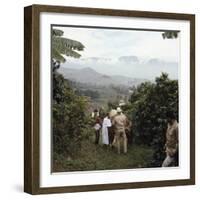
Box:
[58,67,147,87]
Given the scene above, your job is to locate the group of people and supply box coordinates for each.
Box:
[93,107,131,154]
[92,107,179,167]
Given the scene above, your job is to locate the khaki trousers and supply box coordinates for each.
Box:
[113,129,127,154]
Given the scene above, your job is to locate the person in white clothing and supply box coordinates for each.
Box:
[101,113,112,145]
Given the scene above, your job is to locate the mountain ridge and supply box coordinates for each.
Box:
[58,67,148,87]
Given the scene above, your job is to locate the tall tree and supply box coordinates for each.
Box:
[52,28,87,164]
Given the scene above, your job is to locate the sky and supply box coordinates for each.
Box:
[53,26,180,80]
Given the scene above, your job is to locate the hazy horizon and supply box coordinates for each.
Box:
[54,26,179,80]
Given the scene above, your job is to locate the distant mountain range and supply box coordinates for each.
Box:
[58,67,147,87]
[61,56,178,80]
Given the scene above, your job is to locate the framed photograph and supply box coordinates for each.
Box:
[24,4,195,194]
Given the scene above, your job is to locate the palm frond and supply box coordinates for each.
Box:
[53,37,84,51]
[52,48,66,63]
[52,36,84,60]
[52,29,64,36]
[52,28,85,63]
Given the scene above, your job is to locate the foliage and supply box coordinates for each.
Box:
[76,89,100,100]
[53,72,89,157]
[52,28,88,158]
[107,100,119,110]
[162,31,179,39]
[52,28,85,62]
[129,73,178,167]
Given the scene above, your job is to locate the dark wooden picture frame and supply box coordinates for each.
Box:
[24,4,195,194]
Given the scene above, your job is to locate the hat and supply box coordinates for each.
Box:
[116,107,122,113]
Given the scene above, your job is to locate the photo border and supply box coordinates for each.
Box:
[24,4,195,194]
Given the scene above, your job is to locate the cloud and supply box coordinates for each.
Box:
[119,56,139,63]
[57,26,179,61]
[54,25,179,79]
[81,57,112,62]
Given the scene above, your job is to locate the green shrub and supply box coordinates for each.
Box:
[129,73,178,167]
[53,71,89,158]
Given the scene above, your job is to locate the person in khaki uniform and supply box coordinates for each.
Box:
[162,112,178,167]
[112,107,128,154]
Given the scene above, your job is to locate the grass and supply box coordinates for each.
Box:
[53,136,154,172]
